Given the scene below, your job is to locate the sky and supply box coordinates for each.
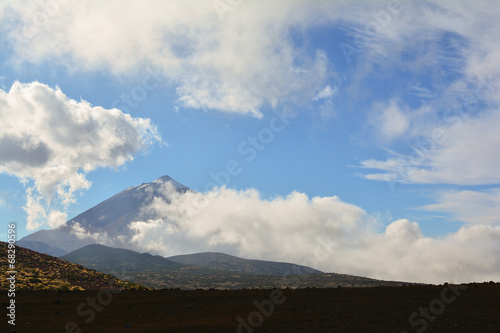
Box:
[0,0,499,283]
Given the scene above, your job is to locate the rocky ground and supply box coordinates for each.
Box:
[1,282,499,332]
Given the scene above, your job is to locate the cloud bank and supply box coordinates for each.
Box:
[0,81,160,230]
[110,184,500,284]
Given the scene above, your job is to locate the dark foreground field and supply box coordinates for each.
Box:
[2,283,499,332]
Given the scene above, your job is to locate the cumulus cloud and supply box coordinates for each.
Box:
[334,221,500,284]
[22,188,47,231]
[70,222,112,245]
[47,209,68,229]
[128,186,372,258]
[90,183,500,284]
[0,81,161,230]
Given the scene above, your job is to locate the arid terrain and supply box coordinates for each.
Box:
[0,242,145,291]
[2,283,499,332]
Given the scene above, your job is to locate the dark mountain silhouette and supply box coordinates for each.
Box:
[168,252,322,275]
[61,244,186,274]
[61,244,322,276]
[59,244,409,290]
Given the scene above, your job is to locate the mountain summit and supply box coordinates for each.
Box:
[19,175,189,256]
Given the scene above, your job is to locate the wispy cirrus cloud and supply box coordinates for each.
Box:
[361,102,500,186]
[355,2,500,230]
[353,0,500,188]
[422,189,500,225]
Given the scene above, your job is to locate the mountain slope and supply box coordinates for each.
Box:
[64,175,188,233]
[16,240,67,257]
[20,175,189,256]
[0,242,145,291]
[60,244,409,290]
[167,252,323,275]
[61,244,321,276]
[61,244,186,274]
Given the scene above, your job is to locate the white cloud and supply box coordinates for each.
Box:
[0,190,11,209]
[422,189,500,225]
[2,0,498,119]
[334,221,500,284]
[23,188,68,230]
[1,1,499,119]
[0,0,336,117]
[407,86,438,99]
[105,184,500,284]
[0,81,161,230]
[129,186,371,260]
[362,106,500,185]
[70,222,111,245]
[47,209,67,229]
[348,1,500,186]
[314,85,338,101]
[311,85,338,125]
[370,99,410,142]
[23,187,46,231]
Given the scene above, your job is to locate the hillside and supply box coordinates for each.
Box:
[0,242,146,291]
[62,244,322,276]
[61,244,187,273]
[61,244,409,290]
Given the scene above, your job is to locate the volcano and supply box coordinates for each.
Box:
[19,175,189,256]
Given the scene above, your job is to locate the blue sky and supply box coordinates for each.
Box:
[1,0,499,283]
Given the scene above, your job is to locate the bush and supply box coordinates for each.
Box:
[56,283,70,292]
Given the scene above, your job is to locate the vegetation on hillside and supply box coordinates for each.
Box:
[0,242,147,291]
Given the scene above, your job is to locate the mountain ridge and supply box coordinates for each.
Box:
[167,251,323,275]
[61,244,322,276]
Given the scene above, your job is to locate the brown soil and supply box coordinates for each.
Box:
[2,283,499,332]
